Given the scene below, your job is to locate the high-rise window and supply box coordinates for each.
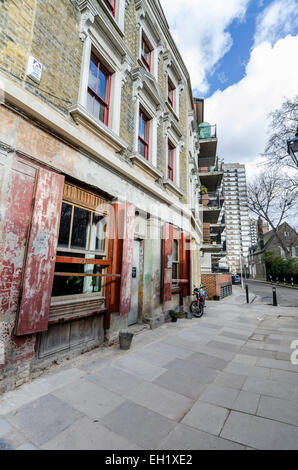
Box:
[103,0,116,16]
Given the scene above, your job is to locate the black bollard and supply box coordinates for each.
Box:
[272,287,277,307]
[246,284,249,304]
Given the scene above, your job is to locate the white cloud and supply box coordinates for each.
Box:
[160,0,250,93]
[204,35,298,170]
[254,0,298,46]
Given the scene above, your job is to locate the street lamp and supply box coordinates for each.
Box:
[287,126,298,167]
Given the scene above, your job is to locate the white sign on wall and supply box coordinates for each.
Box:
[26,56,43,84]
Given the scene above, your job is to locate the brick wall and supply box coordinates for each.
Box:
[202,273,232,300]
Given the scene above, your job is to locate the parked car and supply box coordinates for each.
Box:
[232,275,241,285]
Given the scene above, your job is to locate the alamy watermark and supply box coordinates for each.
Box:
[290,340,298,365]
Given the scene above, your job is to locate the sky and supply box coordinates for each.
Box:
[160,0,298,180]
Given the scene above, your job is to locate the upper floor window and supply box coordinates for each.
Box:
[138,108,150,160]
[141,35,151,72]
[168,79,175,108]
[172,238,180,284]
[87,53,112,126]
[168,141,175,181]
[103,0,116,16]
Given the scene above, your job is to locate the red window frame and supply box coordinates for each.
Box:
[103,0,116,16]
[87,52,112,126]
[138,109,150,161]
[141,35,151,72]
[168,79,175,108]
[168,141,175,181]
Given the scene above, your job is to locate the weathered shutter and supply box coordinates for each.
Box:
[119,202,135,315]
[181,232,192,297]
[162,222,173,302]
[15,168,64,336]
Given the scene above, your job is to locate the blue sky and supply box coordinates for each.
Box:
[161,0,298,176]
[205,0,273,97]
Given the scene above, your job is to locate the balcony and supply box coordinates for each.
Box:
[198,124,217,140]
[199,166,223,192]
[198,123,218,157]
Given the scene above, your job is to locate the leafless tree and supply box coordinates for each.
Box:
[247,171,298,257]
[263,95,298,186]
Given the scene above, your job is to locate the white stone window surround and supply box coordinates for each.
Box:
[164,51,184,119]
[131,68,164,171]
[76,0,132,137]
[163,114,184,190]
[134,93,158,168]
[77,0,127,35]
[135,0,163,81]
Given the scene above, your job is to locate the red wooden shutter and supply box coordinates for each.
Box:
[119,202,135,315]
[162,223,173,302]
[181,232,192,297]
[15,169,64,336]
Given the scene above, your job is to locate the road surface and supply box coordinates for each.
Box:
[246,280,298,308]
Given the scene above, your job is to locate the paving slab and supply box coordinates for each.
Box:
[224,362,271,379]
[112,355,166,382]
[198,384,239,409]
[142,341,193,359]
[16,442,39,450]
[153,369,208,400]
[232,354,257,365]
[0,368,85,415]
[6,394,82,446]
[221,410,298,450]
[243,376,298,401]
[0,418,12,437]
[206,340,241,353]
[187,352,228,370]
[42,416,141,450]
[125,381,193,421]
[87,365,143,396]
[214,371,247,390]
[231,391,260,414]
[158,423,246,450]
[270,369,298,386]
[53,378,125,420]
[257,357,298,373]
[102,401,175,449]
[181,401,229,436]
[257,395,298,427]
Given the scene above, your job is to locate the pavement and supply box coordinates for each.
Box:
[1,287,298,450]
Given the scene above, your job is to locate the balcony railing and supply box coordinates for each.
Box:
[198,124,217,140]
[199,163,223,173]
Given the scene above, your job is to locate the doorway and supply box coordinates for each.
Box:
[128,239,143,326]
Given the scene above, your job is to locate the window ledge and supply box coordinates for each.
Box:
[163,178,185,198]
[130,153,163,181]
[165,101,179,122]
[69,104,128,152]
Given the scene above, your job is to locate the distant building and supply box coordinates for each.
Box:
[223,163,251,273]
[249,217,270,248]
[248,222,298,279]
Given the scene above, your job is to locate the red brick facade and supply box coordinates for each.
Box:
[202,274,232,300]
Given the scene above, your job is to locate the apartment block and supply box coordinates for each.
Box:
[223,163,250,273]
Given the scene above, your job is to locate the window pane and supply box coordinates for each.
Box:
[89,214,106,252]
[138,139,146,158]
[87,91,94,114]
[93,98,106,123]
[88,57,98,93]
[98,67,108,101]
[71,207,91,250]
[173,239,178,261]
[58,202,72,248]
[52,252,105,296]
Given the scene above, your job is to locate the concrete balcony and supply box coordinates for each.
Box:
[199,167,223,192]
[198,123,218,157]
